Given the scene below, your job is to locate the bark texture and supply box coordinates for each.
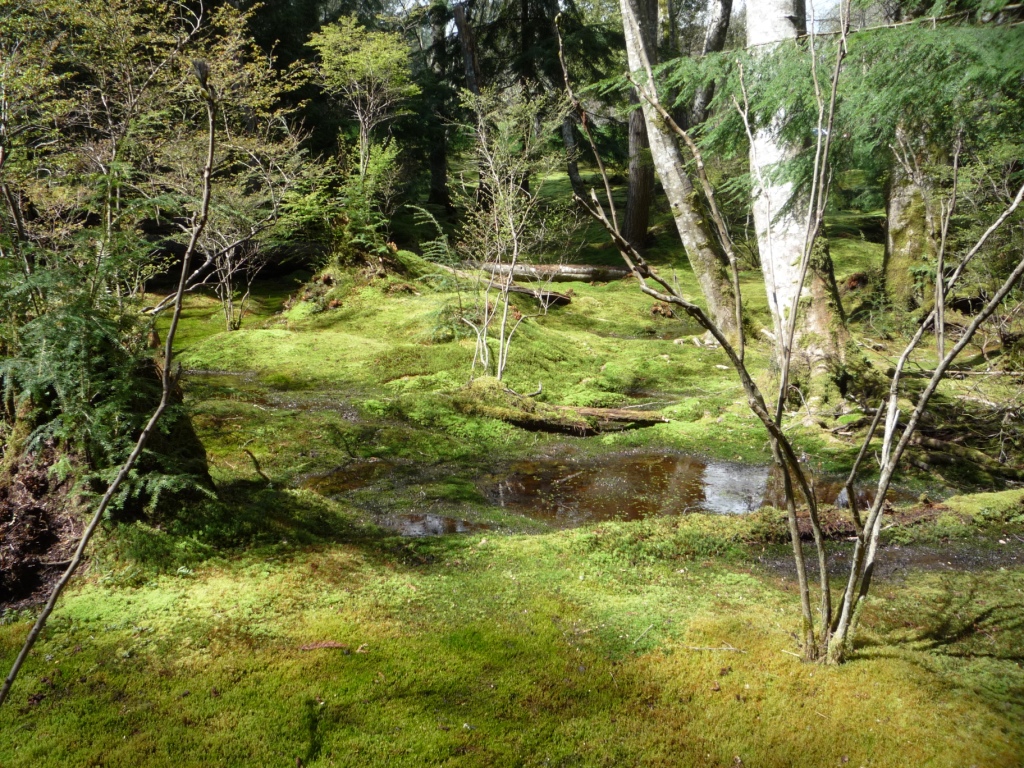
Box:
[746,0,843,367]
[623,0,657,251]
[452,4,482,96]
[691,0,733,125]
[561,118,587,200]
[884,165,936,310]
[620,0,738,336]
[477,262,630,282]
[624,95,655,251]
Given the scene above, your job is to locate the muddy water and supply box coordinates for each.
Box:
[484,452,908,526]
[301,450,911,536]
[377,514,491,537]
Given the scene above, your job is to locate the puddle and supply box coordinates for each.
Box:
[379,514,490,537]
[485,452,910,526]
[302,459,396,495]
[300,450,913,535]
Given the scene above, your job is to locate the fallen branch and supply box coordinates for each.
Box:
[244,449,273,486]
[910,435,1024,479]
[555,405,669,427]
[506,284,572,307]
[633,624,655,644]
[476,262,631,283]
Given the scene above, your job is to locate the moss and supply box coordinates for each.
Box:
[884,183,936,311]
[942,488,1024,524]
[53,250,1019,764]
[3,523,1023,766]
[449,377,593,433]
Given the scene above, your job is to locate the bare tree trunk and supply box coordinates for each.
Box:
[827,180,1024,664]
[624,94,655,251]
[691,0,733,125]
[623,0,657,250]
[428,2,452,211]
[746,0,844,369]
[620,0,738,336]
[562,117,587,200]
[453,4,482,96]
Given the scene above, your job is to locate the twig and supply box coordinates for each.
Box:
[684,644,747,653]
[633,623,655,644]
[244,449,273,486]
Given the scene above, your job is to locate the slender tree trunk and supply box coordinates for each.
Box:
[691,0,733,125]
[620,0,738,336]
[624,0,656,251]
[428,1,451,211]
[746,0,843,368]
[453,4,482,96]
[561,117,587,199]
[624,94,655,251]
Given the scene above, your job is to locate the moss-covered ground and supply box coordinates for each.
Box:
[2,228,1023,766]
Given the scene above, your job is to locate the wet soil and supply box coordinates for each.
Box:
[184,371,361,419]
[377,514,491,537]
[755,534,1024,583]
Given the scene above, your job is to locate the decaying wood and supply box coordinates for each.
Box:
[910,435,1024,479]
[476,262,631,283]
[554,405,669,427]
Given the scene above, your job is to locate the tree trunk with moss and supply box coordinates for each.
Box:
[884,164,937,310]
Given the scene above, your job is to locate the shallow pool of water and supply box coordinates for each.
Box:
[303,450,911,534]
[486,454,771,522]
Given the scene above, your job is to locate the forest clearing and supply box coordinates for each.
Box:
[1,0,1023,765]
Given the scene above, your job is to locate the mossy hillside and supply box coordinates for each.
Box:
[2,510,1022,767]
[174,264,862,473]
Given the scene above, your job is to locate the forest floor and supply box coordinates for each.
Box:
[2,229,1023,766]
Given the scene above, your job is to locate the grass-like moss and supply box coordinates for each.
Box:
[5,233,1022,765]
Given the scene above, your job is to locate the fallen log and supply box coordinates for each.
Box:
[452,378,667,436]
[910,435,1024,480]
[506,284,572,307]
[502,405,668,436]
[553,405,669,431]
[476,263,632,283]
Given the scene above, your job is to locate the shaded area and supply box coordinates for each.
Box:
[755,536,1024,583]
[0,445,81,609]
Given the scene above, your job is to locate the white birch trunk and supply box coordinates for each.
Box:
[747,0,841,367]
